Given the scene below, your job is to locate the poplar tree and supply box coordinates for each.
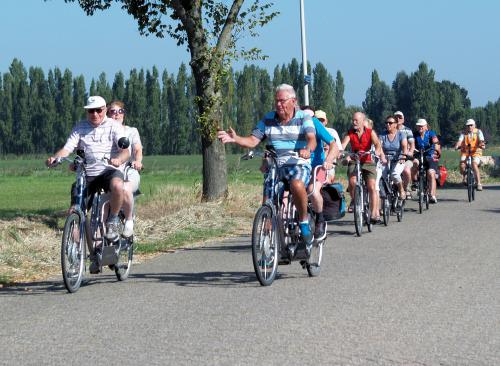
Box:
[112,71,125,101]
[363,70,394,131]
[312,62,335,119]
[409,62,439,133]
[144,66,161,154]
[10,59,32,154]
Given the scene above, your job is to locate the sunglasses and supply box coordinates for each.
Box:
[87,108,104,114]
[395,115,403,119]
[108,108,125,115]
[386,121,396,124]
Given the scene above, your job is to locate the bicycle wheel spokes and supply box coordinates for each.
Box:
[382,196,390,226]
[353,185,363,237]
[364,189,373,232]
[61,213,85,293]
[251,205,278,286]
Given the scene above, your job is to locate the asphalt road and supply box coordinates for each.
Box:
[1,185,499,366]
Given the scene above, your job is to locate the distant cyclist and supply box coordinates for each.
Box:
[302,106,339,240]
[218,84,317,248]
[341,112,384,223]
[314,109,343,184]
[454,119,486,191]
[379,115,408,199]
[411,118,441,203]
[394,111,415,196]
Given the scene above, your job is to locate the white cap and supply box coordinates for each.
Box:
[465,118,475,126]
[394,111,404,117]
[84,96,106,109]
[416,118,427,126]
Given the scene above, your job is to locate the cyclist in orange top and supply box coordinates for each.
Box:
[341,112,385,223]
[454,119,486,190]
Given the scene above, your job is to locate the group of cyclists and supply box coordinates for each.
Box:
[46,86,486,275]
[219,84,487,245]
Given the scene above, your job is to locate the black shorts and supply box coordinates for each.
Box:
[71,169,124,205]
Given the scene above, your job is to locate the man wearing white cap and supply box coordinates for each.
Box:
[46,96,130,273]
[454,119,485,190]
[411,118,441,203]
[394,111,414,194]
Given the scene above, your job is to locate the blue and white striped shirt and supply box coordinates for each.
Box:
[252,109,316,167]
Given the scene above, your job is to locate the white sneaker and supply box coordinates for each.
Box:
[122,220,134,237]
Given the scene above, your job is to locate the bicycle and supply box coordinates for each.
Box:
[464,143,476,202]
[244,149,324,286]
[343,151,373,237]
[50,151,134,293]
[379,156,406,225]
[413,147,433,214]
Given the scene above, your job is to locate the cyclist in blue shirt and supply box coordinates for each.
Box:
[411,118,441,203]
[301,106,339,240]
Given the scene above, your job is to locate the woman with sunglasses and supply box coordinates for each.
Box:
[107,100,143,237]
[379,115,408,200]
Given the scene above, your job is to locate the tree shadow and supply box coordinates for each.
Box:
[0,209,63,230]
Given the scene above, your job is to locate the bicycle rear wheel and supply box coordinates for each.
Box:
[353,185,363,237]
[251,205,278,286]
[61,212,86,293]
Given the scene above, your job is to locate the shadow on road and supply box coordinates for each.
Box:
[130,271,257,287]
[0,280,65,296]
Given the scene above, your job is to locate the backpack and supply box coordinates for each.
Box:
[321,183,346,222]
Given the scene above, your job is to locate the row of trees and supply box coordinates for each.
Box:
[0,58,498,155]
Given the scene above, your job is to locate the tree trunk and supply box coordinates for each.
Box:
[201,136,228,201]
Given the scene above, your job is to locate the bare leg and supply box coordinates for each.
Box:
[123,182,135,220]
[366,178,378,218]
[109,177,124,216]
[290,179,308,222]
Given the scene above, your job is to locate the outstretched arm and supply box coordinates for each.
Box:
[217,127,261,148]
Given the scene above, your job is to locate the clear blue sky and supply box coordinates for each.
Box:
[1,0,499,107]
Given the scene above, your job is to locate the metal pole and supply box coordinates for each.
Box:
[300,0,309,105]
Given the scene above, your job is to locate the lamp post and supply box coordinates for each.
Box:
[300,0,309,105]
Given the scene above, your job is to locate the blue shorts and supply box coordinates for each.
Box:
[262,164,311,198]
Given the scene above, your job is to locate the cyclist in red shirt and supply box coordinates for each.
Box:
[341,112,385,223]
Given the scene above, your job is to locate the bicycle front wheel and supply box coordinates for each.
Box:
[397,198,405,222]
[467,167,474,202]
[61,213,86,293]
[353,185,363,237]
[115,237,134,281]
[418,174,424,214]
[306,238,323,277]
[364,188,373,232]
[381,196,390,226]
[251,205,278,286]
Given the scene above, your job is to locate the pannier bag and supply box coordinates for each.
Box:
[321,183,346,222]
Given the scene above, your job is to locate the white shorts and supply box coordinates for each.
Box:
[383,161,405,184]
[125,168,140,193]
[460,156,481,165]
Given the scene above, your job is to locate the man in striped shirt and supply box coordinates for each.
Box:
[218,84,317,248]
[47,96,130,263]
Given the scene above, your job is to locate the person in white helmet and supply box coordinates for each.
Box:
[454,119,486,190]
